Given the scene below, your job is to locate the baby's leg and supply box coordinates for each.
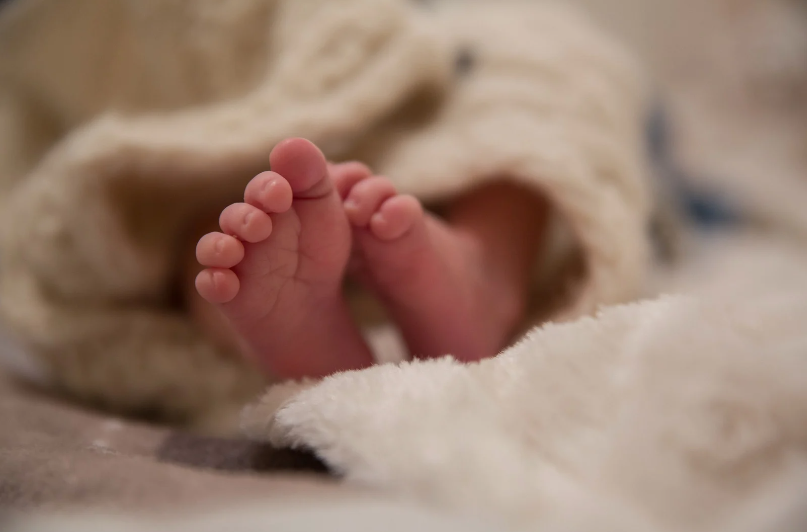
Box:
[447,181,549,315]
[341,174,548,362]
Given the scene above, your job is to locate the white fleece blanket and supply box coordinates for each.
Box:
[238,234,807,532]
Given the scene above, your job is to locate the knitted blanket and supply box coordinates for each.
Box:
[0,0,648,429]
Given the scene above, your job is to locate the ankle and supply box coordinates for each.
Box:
[464,233,527,349]
[488,274,528,349]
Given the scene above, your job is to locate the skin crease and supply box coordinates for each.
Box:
[191,138,549,380]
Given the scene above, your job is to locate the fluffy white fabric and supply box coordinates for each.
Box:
[243,287,807,531]
[6,500,507,532]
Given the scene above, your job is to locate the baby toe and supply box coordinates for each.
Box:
[219,203,273,243]
[195,268,240,304]
[330,161,372,199]
[344,176,397,227]
[370,195,423,241]
[244,171,293,213]
[196,233,245,268]
[269,138,331,197]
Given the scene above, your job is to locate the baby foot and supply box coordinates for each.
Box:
[341,175,522,362]
[195,138,373,379]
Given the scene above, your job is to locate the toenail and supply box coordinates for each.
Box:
[244,211,254,225]
[215,238,226,255]
[344,199,358,211]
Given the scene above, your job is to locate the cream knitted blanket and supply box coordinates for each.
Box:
[0,0,649,428]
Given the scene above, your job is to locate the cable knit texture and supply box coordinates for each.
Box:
[0,0,649,427]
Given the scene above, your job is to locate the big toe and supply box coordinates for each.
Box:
[270,138,332,198]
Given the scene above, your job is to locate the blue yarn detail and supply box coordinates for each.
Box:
[646,104,741,228]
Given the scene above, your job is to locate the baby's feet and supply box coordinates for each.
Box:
[336,172,522,362]
[195,139,373,379]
